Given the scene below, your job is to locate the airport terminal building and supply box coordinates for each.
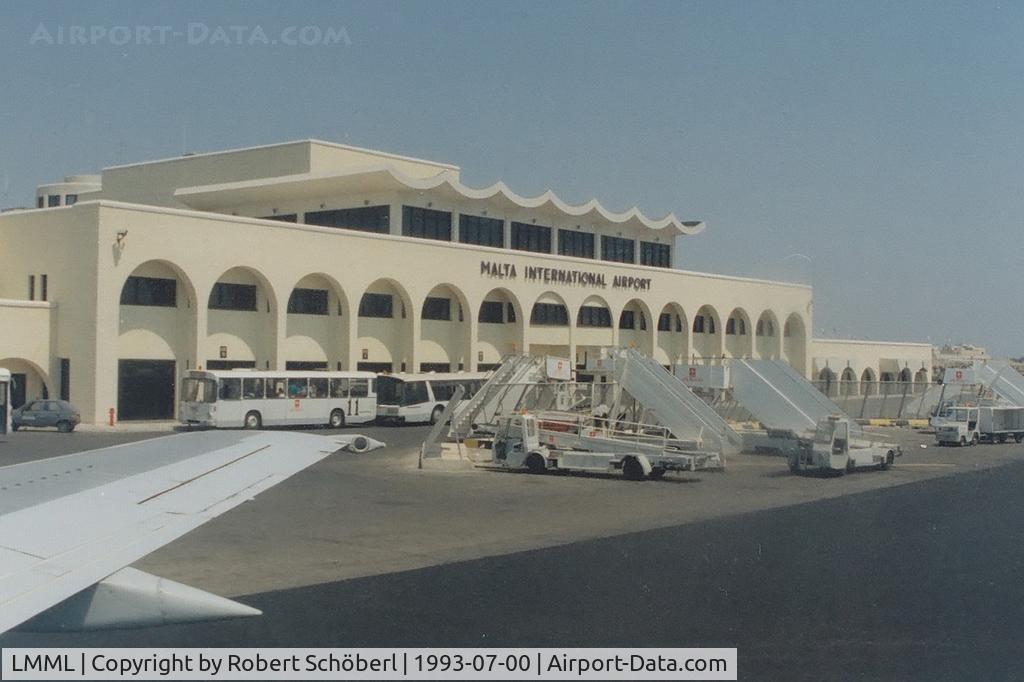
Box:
[0,140,931,423]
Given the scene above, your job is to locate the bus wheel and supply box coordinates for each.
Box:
[329,409,345,429]
[622,457,644,481]
[649,467,666,480]
[244,411,262,429]
[525,452,546,475]
[429,406,444,425]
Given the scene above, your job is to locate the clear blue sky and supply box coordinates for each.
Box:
[1,1,1021,356]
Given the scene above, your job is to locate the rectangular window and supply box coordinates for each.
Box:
[205,360,256,370]
[358,292,393,318]
[60,358,70,401]
[658,312,672,332]
[459,214,504,247]
[120,276,177,307]
[287,378,309,399]
[37,196,44,209]
[47,195,60,207]
[422,296,451,321]
[243,378,265,399]
[40,274,48,302]
[350,378,369,398]
[479,301,504,324]
[209,282,257,311]
[558,229,595,258]
[420,363,451,373]
[258,213,297,222]
[309,377,328,398]
[285,361,328,371]
[601,235,636,263]
[218,378,242,400]
[267,378,288,398]
[304,205,390,234]
[287,288,328,315]
[530,302,569,326]
[640,241,671,268]
[330,378,349,398]
[65,194,78,206]
[619,310,636,330]
[28,275,35,300]
[577,305,612,327]
[511,222,552,254]
[402,206,452,241]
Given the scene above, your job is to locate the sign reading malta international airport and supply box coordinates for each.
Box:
[481,261,652,291]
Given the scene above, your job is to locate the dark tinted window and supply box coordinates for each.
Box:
[243,378,265,399]
[459,214,503,247]
[511,222,552,253]
[48,194,60,207]
[601,235,635,263]
[209,283,257,311]
[658,312,672,332]
[305,205,390,234]
[530,302,569,325]
[65,194,78,205]
[359,293,393,318]
[422,297,451,321]
[640,241,671,268]
[402,206,452,241]
[287,288,328,315]
[577,305,612,327]
[218,378,242,400]
[120,276,177,307]
[558,230,595,258]
[479,301,504,323]
[619,310,635,329]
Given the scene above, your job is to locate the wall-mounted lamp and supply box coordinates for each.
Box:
[115,230,128,246]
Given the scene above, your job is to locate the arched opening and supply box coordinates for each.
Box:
[692,305,722,361]
[477,288,524,371]
[914,368,929,394]
[118,260,198,420]
[754,311,781,360]
[724,308,752,358]
[840,367,858,396]
[880,371,898,395]
[283,273,349,371]
[655,303,688,366]
[618,299,654,357]
[818,367,839,397]
[861,368,877,396]
[356,278,414,373]
[529,292,570,359]
[575,295,614,370]
[782,313,807,375]
[205,266,278,372]
[0,358,51,409]
[418,283,471,373]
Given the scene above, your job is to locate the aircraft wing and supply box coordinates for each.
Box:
[0,430,383,634]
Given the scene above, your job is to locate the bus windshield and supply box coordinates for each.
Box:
[182,377,217,403]
[376,377,429,406]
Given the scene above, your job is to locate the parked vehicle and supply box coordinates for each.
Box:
[0,368,10,439]
[12,399,81,432]
[934,404,1024,446]
[788,415,898,474]
[376,372,487,424]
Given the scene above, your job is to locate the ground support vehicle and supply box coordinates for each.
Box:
[934,405,1024,446]
[788,415,899,474]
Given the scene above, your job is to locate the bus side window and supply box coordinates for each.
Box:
[219,378,242,400]
[330,378,349,398]
[243,378,265,399]
[309,377,328,399]
[350,379,369,398]
[270,378,288,398]
[288,378,309,399]
[432,381,454,401]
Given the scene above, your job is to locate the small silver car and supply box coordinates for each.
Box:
[12,399,81,432]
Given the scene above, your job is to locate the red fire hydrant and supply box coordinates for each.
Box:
[108,408,116,427]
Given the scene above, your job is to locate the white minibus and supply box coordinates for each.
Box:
[376,372,488,424]
[180,369,376,429]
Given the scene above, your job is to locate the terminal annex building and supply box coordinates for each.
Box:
[0,140,931,424]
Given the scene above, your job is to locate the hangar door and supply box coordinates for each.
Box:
[118,360,176,421]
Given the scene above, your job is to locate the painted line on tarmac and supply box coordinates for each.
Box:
[899,463,957,468]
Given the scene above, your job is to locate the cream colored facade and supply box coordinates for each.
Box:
[0,140,926,423]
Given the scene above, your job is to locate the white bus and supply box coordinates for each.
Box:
[0,368,10,440]
[376,372,489,424]
[180,369,377,429]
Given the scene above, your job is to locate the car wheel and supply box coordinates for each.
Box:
[244,411,262,429]
[329,409,345,429]
[56,420,72,433]
[429,406,445,425]
[622,457,644,481]
[526,453,547,474]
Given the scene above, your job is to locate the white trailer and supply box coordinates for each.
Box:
[788,415,899,474]
[934,405,1024,445]
[490,414,720,480]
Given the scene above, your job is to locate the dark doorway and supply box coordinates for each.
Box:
[11,373,26,408]
[118,360,176,420]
